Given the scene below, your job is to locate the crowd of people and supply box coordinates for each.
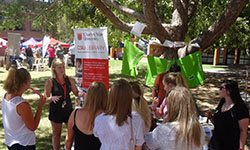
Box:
[1,58,249,150]
[0,42,74,71]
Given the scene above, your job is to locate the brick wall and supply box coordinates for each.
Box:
[0,21,43,41]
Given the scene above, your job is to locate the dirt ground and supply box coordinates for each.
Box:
[193,65,250,149]
[144,64,250,148]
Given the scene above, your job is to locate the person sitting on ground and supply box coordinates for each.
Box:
[94,79,145,150]
[205,80,249,150]
[144,86,205,150]
[2,66,46,150]
[129,81,151,135]
[65,81,107,150]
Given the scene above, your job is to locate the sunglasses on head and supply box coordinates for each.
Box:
[219,86,226,90]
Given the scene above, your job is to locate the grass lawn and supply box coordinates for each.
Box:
[0,60,247,149]
[202,64,228,70]
[0,66,77,150]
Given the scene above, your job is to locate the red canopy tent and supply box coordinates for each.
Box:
[0,37,8,47]
[36,37,70,48]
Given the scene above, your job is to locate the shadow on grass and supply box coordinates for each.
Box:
[36,127,53,150]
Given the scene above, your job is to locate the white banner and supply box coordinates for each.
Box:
[7,33,21,57]
[74,27,108,59]
[42,35,50,58]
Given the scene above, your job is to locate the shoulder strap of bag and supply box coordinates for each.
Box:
[130,117,134,139]
[130,117,135,150]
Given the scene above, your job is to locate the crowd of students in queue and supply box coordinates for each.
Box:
[1,58,249,150]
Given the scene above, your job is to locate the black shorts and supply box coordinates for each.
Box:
[49,108,73,123]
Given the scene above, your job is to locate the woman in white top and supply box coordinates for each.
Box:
[94,79,144,150]
[144,86,204,150]
[1,66,46,150]
[129,81,151,135]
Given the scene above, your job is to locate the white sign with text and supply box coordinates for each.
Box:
[74,27,108,59]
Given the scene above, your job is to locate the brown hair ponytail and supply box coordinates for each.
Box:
[175,72,189,88]
[163,72,189,88]
[3,67,30,94]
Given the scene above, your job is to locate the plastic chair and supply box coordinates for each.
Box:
[40,58,48,71]
[33,58,41,71]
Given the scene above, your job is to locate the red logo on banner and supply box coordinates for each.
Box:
[77,33,82,40]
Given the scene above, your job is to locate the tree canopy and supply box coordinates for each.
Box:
[89,0,249,58]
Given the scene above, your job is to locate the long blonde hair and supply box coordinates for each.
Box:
[129,81,151,130]
[3,67,30,94]
[163,72,188,88]
[51,58,65,78]
[105,79,132,126]
[165,86,202,149]
[83,81,108,130]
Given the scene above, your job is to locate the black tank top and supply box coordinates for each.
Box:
[50,76,72,110]
[73,109,101,150]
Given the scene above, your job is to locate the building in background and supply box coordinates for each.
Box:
[0,21,43,41]
[0,0,44,41]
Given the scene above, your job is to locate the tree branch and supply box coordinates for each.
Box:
[172,0,188,22]
[90,0,152,34]
[187,0,199,22]
[143,0,171,42]
[192,0,249,50]
[101,0,146,22]
[20,0,60,21]
[171,0,189,40]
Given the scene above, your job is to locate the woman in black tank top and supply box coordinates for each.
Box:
[44,58,85,150]
[65,81,108,150]
[72,109,101,149]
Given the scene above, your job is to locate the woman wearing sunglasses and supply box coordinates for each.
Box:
[206,80,249,150]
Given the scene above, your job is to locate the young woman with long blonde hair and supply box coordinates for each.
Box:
[129,81,151,134]
[144,86,204,150]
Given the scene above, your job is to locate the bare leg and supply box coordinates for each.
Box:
[51,121,62,150]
